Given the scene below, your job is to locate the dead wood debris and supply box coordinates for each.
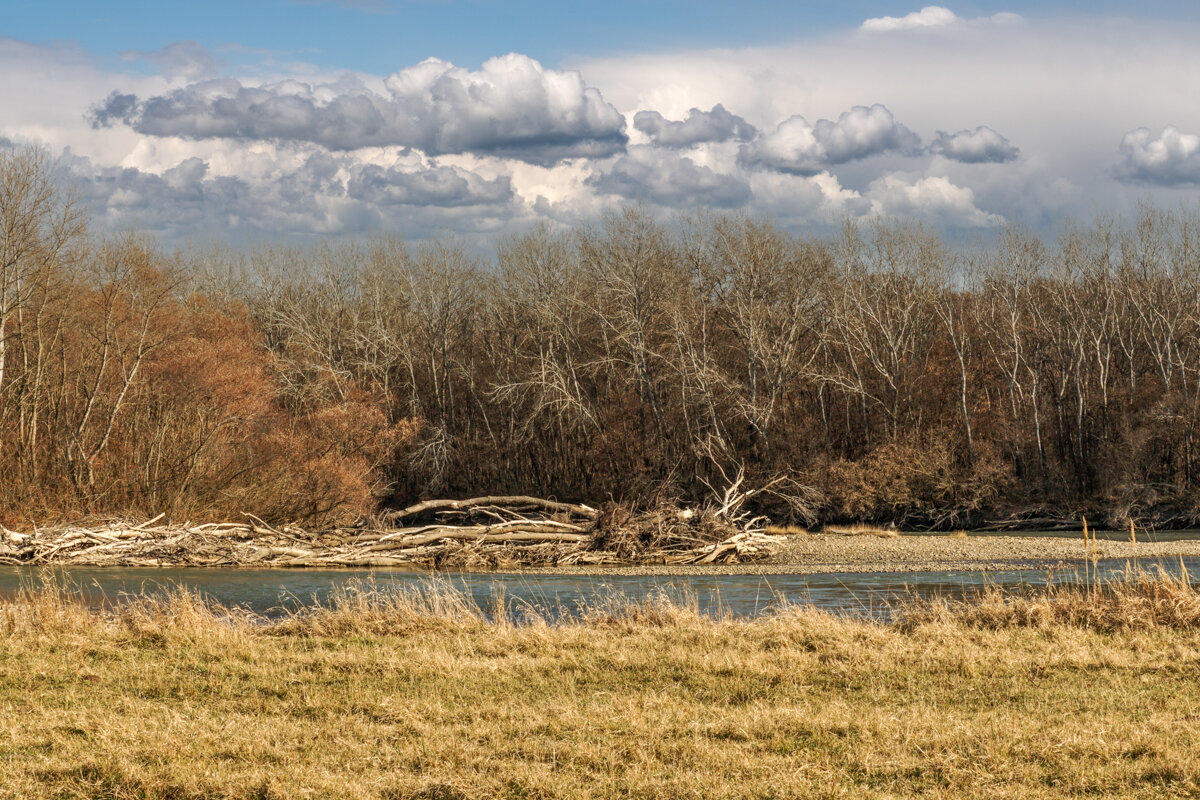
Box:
[0,489,788,568]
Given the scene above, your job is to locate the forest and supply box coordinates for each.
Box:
[4,144,1200,529]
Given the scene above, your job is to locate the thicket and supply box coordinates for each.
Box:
[0,148,409,525]
[5,144,1200,527]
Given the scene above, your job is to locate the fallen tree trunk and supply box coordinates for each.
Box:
[0,490,787,568]
[368,529,590,549]
[384,496,599,523]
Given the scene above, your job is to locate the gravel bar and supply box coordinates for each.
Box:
[508,534,1200,576]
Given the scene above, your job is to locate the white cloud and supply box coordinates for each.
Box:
[860,6,1023,33]
[929,126,1019,163]
[1114,126,1200,186]
[0,37,169,163]
[382,54,627,162]
[860,6,959,33]
[867,174,1003,227]
[747,169,870,223]
[741,104,922,174]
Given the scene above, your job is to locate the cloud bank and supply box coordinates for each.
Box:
[61,147,521,239]
[9,7,1200,243]
[91,53,628,164]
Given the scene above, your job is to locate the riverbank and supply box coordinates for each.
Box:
[535,532,1200,576]
[8,515,1200,575]
[2,577,1199,799]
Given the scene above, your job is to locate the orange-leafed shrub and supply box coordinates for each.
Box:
[128,295,417,524]
[0,268,416,525]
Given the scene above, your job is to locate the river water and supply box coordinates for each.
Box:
[3,555,1198,621]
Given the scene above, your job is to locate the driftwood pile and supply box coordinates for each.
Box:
[0,490,788,568]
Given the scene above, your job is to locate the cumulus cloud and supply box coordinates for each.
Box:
[740,104,922,174]
[633,104,756,147]
[929,126,1019,163]
[860,6,1022,33]
[867,174,1003,227]
[346,162,514,207]
[120,41,219,81]
[1113,126,1200,186]
[90,53,627,164]
[861,6,959,32]
[586,146,751,207]
[748,169,871,223]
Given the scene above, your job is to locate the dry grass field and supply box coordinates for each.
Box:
[2,573,1200,799]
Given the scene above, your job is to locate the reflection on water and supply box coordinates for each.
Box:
[3,556,1198,622]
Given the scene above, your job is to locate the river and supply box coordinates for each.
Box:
[3,554,1197,621]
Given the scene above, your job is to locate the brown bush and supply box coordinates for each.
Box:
[0,235,415,524]
[816,432,1011,525]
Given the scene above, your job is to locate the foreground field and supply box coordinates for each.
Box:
[2,577,1200,799]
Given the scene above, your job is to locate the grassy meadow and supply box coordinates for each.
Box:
[1,576,1200,799]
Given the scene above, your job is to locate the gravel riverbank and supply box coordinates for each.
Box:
[517,533,1200,576]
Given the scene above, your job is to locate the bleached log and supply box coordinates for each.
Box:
[385,495,599,522]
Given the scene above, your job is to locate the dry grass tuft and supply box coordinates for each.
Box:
[946,529,969,539]
[763,523,808,536]
[900,564,1200,632]
[822,523,901,538]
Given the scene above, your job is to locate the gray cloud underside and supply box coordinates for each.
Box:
[90,53,627,164]
[740,104,922,174]
[61,150,517,239]
[929,126,1019,163]
[1114,126,1200,186]
[633,104,757,147]
[347,162,513,206]
[586,146,751,207]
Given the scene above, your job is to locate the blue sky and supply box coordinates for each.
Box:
[10,1,896,73]
[7,0,1197,74]
[2,2,1199,243]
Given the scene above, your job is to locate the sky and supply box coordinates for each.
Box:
[3,1,1200,244]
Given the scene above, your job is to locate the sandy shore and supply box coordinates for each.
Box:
[515,533,1200,576]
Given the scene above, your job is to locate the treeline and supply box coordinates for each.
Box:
[4,144,1200,527]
